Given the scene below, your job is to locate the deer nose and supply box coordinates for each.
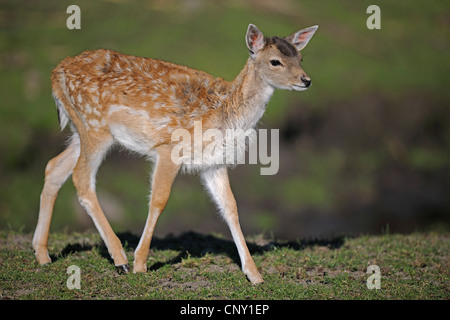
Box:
[301,76,311,88]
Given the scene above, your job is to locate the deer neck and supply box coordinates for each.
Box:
[225,59,274,130]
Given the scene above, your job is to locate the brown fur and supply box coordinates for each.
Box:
[33,24,318,284]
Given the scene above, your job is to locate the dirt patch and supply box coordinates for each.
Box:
[0,233,32,251]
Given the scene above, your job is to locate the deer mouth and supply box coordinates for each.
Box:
[291,84,308,91]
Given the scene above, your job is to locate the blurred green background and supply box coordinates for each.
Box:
[0,0,449,239]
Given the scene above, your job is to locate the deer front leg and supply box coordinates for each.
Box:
[201,167,263,284]
[133,149,180,273]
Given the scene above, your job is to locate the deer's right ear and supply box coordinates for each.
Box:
[285,25,318,52]
[246,24,265,59]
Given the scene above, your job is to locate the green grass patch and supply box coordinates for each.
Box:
[0,230,448,300]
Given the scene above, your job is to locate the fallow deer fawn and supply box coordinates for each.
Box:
[32,24,318,284]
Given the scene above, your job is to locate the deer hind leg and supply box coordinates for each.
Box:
[72,135,129,271]
[33,133,81,265]
[201,167,263,284]
[134,147,180,273]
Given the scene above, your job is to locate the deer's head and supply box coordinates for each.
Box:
[246,24,318,91]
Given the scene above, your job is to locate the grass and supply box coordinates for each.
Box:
[0,230,448,300]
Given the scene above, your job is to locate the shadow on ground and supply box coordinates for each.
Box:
[52,231,346,270]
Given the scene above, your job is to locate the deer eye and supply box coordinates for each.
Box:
[270,60,282,67]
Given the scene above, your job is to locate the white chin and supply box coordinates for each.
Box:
[291,85,308,92]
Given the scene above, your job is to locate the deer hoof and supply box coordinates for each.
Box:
[116,264,130,274]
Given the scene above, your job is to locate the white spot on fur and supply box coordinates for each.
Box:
[88,119,100,129]
[108,104,150,119]
[150,116,171,130]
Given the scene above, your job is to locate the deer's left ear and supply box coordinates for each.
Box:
[285,25,318,51]
[246,24,265,58]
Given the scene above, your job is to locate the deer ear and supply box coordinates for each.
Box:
[285,25,318,51]
[246,24,265,58]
